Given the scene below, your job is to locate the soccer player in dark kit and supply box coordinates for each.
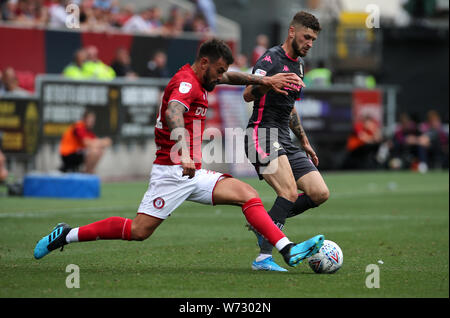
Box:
[244,11,330,271]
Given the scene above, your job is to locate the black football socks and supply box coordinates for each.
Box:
[287,193,317,218]
[259,196,294,255]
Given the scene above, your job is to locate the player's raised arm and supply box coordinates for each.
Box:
[220,72,304,98]
[289,107,319,166]
[242,72,305,102]
[165,100,195,178]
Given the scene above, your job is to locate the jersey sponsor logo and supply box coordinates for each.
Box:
[179,82,192,94]
[194,106,207,117]
[262,55,272,64]
[254,69,267,76]
[153,197,165,209]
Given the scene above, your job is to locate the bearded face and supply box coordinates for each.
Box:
[201,57,229,92]
[291,38,304,57]
[202,67,220,92]
[290,26,318,58]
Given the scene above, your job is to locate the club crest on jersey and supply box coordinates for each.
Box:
[299,63,304,78]
[179,82,192,94]
[283,65,289,72]
[153,197,165,209]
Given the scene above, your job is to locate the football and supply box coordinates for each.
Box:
[307,240,343,274]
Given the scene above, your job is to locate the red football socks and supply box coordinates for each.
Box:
[77,217,132,241]
[242,198,289,248]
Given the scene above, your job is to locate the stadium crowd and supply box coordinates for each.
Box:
[0,0,214,37]
[342,110,449,172]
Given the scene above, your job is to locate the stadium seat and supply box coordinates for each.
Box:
[23,173,100,199]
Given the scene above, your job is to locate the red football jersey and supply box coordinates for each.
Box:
[154,64,208,169]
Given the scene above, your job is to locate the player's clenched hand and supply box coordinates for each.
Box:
[263,73,305,96]
[303,144,319,166]
[181,156,196,178]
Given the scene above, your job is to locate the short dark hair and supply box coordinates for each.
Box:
[82,109,95,120]
[290,11,321,32]
[196,39,234,65]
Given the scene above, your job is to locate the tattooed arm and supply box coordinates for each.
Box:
[241,73,306,102]
[165,101,195,178]
[220,71,303,100]
[289,107,319,166]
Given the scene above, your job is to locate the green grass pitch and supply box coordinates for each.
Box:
[0,171,448,298]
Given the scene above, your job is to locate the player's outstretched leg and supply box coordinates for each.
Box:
[34,215,162,260]
[250,155,298,271]
[252,255,288,272]
[280,234,324,266]
[34,223,72,259]
[248,225,324,268]
[212,177,324,268]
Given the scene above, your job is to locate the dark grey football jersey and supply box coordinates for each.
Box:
[247,45,305,152]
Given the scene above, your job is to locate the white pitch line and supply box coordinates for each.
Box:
[0,205,137,218]
[0,186,447,219]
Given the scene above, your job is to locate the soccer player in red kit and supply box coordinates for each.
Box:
[34,39,324,268]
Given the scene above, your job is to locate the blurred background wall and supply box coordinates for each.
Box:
[0,0,448,181]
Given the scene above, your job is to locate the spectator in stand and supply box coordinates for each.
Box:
[161,5,185,37]
[48,0,67,28]
[342,115,382,170]
[420,110,449,169]
[228,53,250,73]
[0,67,30,96]
[251,34,269,66]
[109,0,120,15]
[192,0,216,33]
[59,109,112,174]
[148,6,162,29]
[90,1,110,31]
[1,0,16,21]
[143,50,170,78]
[82,45,115,80]
[111,2,134,27]
[12,0,48,26]
[93,0,110,11]
[110,47,137,78]
[388,112,430,171]
[184,12,212,36]
[63,48,88,79]
[122,7,154,34]
[78,0,95,29]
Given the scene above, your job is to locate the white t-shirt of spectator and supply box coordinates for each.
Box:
[122,14,150,33]
[48,3,68,28]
